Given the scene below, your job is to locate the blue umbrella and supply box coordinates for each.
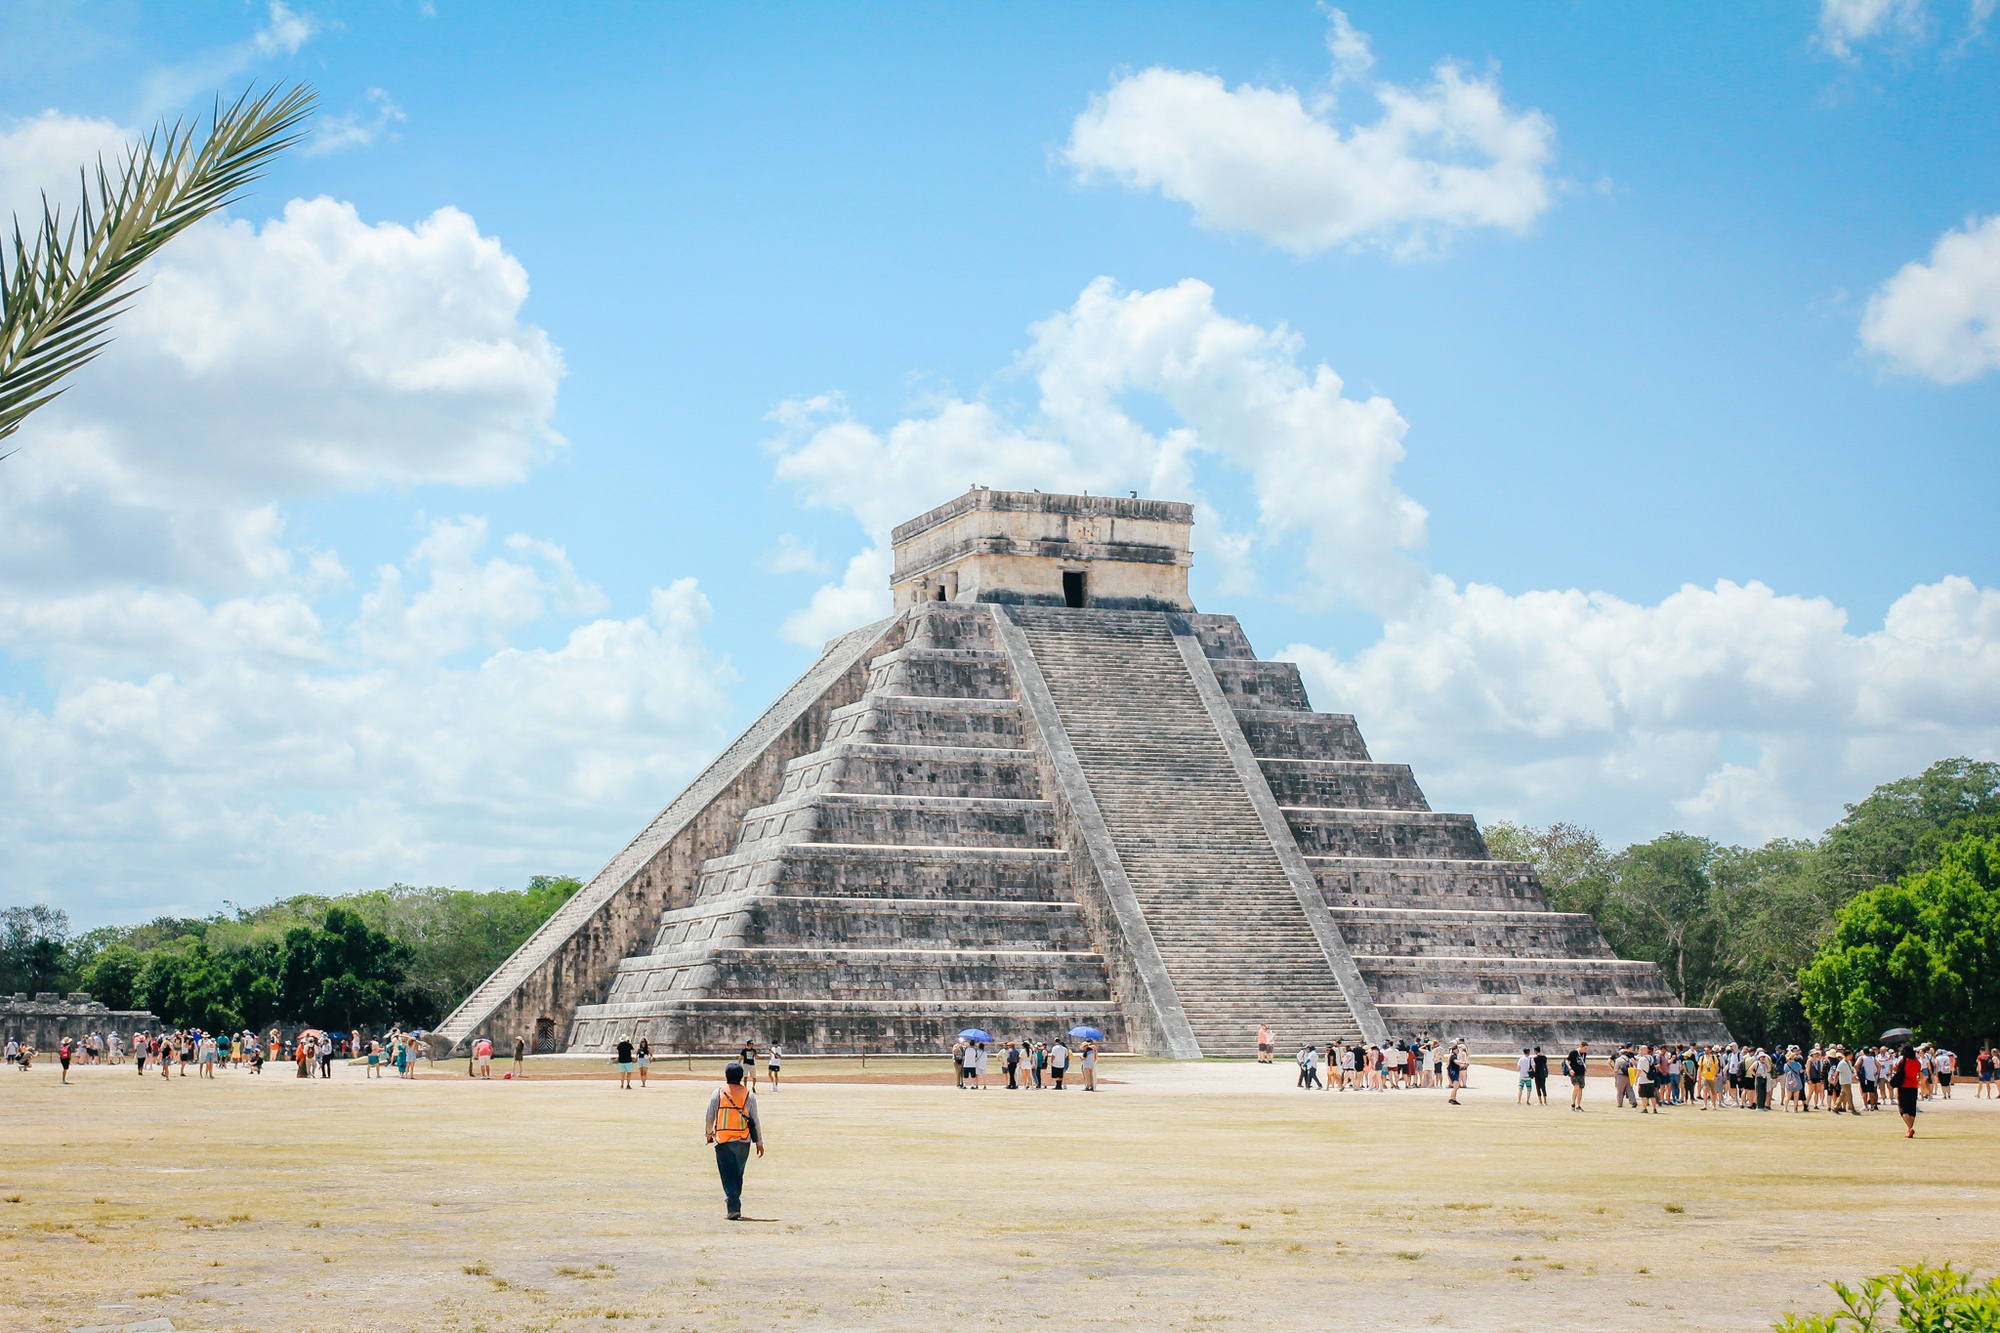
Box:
[1069,1026,1105,1041]
[957,1028,994,1043]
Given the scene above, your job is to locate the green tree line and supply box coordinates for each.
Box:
[1488,756,2000,1052]
[0,877,580,1034]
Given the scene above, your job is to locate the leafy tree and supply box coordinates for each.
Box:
[326,878,583,1025]
[1600,833,1733,1009]
[1799,834,2000,1053]
[79,942,146,1011]
[0,904,72,994]
[1,85,313,451]
[135,937,260,1033]
[1485,821,1616,917]
[278,906,410,1032]
[1822,757,2000,891]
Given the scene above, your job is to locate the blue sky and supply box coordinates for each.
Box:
[4,2,1997,925]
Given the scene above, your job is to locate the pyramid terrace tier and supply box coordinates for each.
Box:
[864,646,1015,699]
[1308,857,1553,911]
[594,944,1114,1004]
[1257,759,1429,811]
[1206,658,1315,712]
[821,693,1028,750]
[690,845,1073,906]
[1374,1003,1733,1052]
[644,895,1096,955]
[1283,808,1490,860]
[1230,709,1373,761]
[566,998,1128,1055]
[1354,955,1687,1007]
[729,793,1059,855]
[777,741,1044,801]
[1330,908,1614,959]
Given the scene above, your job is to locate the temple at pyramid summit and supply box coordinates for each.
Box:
[435,488,1730,1058]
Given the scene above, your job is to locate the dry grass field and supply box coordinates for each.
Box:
[4,1056,1997,1333]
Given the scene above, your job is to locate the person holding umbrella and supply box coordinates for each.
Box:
[1069,1026,1104,1092]
[956,1030,992,1089]
[1882,1029,1923,1137]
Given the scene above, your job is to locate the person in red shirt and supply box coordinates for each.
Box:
[1896,1043,1924,1137]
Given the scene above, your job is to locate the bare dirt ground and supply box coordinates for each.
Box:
[5,1056,1996,1333]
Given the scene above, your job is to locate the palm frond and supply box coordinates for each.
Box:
[0,83,316,455]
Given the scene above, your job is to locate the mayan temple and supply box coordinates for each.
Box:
[436,489,1729,1058]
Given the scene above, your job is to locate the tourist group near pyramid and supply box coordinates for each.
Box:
[436,489,1729,1059]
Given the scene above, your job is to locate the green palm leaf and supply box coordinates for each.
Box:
[0,83,316,455]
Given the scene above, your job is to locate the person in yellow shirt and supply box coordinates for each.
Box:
[1699,1048,1720,1109]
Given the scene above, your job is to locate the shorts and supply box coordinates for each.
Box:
[368,1055,379,1065]
[1898,1087,1919,1116]
[1519,1077,1532,1089]
[1939,1074,1952,1086]
[766,1064,779,1073]
[617,1061,634,1073]
[637,1056,651,1068]
[478,1056,492,1070]
[1981,1071,1993,1083]
[1569,1074,1585,1087]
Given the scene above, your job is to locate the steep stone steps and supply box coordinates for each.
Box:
[1010,607,1364,1052]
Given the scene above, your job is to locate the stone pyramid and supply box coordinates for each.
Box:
[437,489,1728,1057]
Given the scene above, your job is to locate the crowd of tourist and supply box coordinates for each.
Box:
[1269,1028,1990,1137]
[951,1036,1099,1091]
[1287,1033,1478,1101]
[2,1026,447,1081]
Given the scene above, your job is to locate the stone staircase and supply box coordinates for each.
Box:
[562,606,1126,1054]
[1183,613,1731,1052]
[1008,607,1364,1056]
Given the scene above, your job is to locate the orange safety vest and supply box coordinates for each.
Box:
[714,1084,752,1143]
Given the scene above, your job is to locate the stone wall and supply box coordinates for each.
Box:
[2,993,160,1048]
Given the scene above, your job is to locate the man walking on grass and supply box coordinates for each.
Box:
[705,1062,764,1219]
[1565,1043,1588,1111]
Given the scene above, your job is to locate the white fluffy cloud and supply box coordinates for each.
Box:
[1064,10,1555,255]
[0,534,734,922]
[0,180,565,596]
[1860,213,2000,383]
[0,119,729,922]
[772,275,1997,845]
[1286,575,2000,845]
[767,275,1428,643]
